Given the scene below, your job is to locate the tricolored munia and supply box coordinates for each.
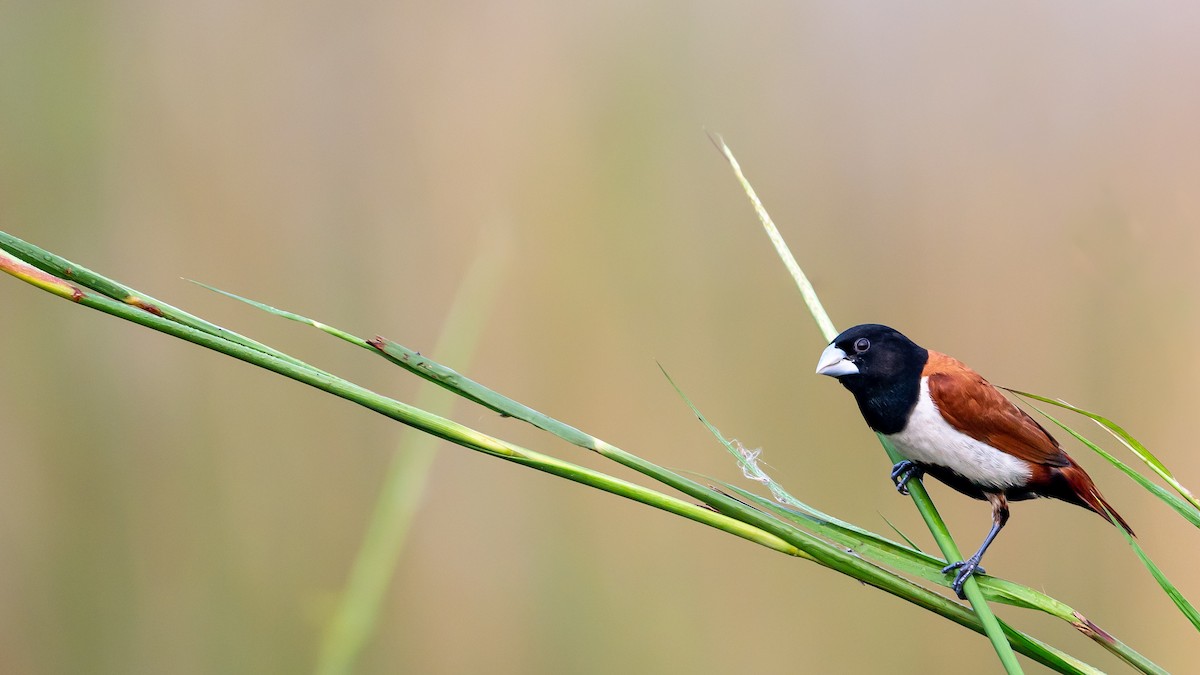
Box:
[816,323,1130,598]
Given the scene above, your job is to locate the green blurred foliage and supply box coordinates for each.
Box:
[0,1,1197,673]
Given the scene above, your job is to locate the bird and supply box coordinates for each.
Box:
[815,323,1131,598]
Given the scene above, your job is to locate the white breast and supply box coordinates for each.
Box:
[885,378,1031,489]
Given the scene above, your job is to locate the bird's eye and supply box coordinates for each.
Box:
[854,338,870,353]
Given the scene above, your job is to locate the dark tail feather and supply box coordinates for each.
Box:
[1059,463,1135,537]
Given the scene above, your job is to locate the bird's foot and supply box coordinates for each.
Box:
[890,460,925,495]
[942,557,987,599]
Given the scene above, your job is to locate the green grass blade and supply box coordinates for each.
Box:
[1020,403,1200,633]
[198,282,805,546]
[1006,388,1200,514]
[996,626,1099,675]
[188,280,371,349]
[881,514,923,552]
[711,136,1022,674]
[1122,525,1200,631]
[0,244,800,560]
[1024,402,1200,528]
[721,483,1025,602]
[0,231,322,375]
[192,282,609,457]
[195,280,823,549]
[316,240,507,675]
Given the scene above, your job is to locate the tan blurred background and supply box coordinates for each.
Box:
[1,2,1198,673]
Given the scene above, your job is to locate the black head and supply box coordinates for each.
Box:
[815,324,929,433]
[815,324,928,384]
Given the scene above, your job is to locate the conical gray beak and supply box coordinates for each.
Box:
[816,344,858,377]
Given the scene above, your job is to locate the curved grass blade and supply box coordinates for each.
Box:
[881,514,923,552]
[1006,389,1199,514]
[1122,524,1200,631]
[189,280,371,349]
[1021,403,1200,634]
[1023,402,1200,529]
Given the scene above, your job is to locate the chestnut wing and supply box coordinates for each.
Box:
[924,354,1069,468]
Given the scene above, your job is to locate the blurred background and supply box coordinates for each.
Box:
[1,1,1197,672]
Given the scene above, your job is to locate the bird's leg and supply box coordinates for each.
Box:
[943,493,1009,599]
[890,460,925,495]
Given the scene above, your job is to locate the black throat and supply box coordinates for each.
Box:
[839,348,928,435]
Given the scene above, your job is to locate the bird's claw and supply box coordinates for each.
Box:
[942,557,987,599]
[890,460,925,495]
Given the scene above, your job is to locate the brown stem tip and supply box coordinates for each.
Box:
[1071,611,1114,644]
